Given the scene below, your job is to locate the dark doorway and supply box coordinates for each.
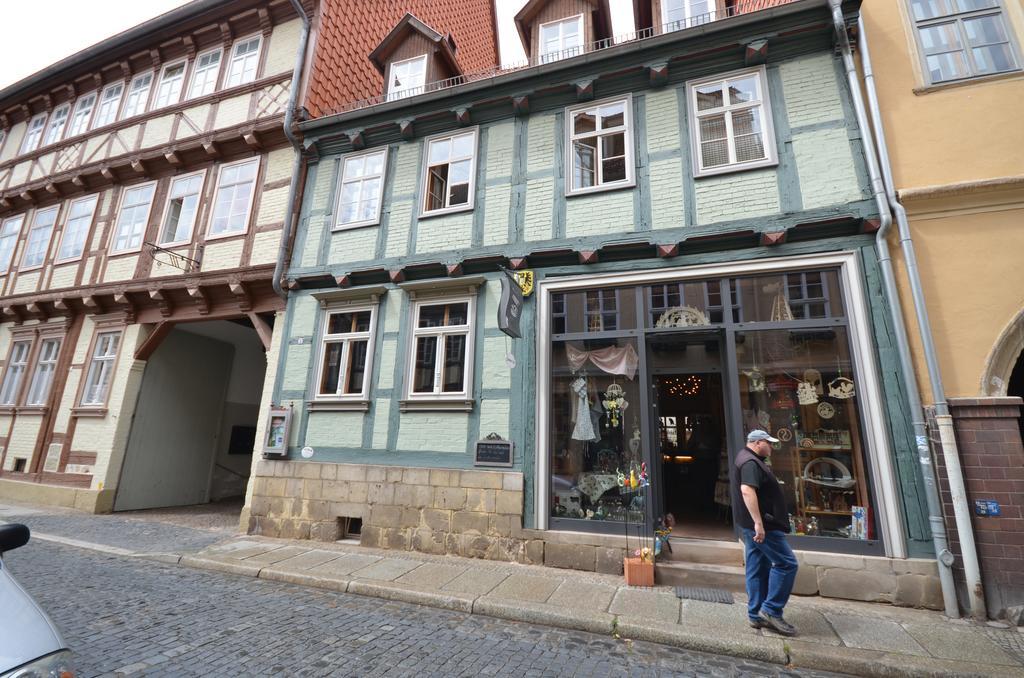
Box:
[1008,349,1024,442]
[648,333,733,540]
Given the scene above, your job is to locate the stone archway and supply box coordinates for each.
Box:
[980,307,1024,396]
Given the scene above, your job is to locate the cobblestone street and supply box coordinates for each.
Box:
[3,515,837,677]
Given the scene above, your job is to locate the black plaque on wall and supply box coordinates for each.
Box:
[474,434,514,468]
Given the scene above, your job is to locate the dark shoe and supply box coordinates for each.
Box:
[748,617,765,629]
[758,611,797,637]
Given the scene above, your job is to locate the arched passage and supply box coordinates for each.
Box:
[980,307,1024,396]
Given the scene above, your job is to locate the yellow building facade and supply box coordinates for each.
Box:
[863,0,1024,400]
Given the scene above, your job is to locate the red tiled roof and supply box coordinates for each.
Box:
[306,0,499,118]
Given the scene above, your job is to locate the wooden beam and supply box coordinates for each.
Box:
[508,258,528,270]
[243,131,262,150]
[149,289,173,318]
[165,150,181,166]
[113,292,136,323]
[135,322,174,361]
[187,286,210,315]
[202,140,220,158]
[347,128,366,150]
[335,275,351,288]
[388,269,405,284]
[578,250,599,265]
[446,263,463,277]
[229,281,252,312]
[574,80,594,101]
[81,295,102,314]
[648,62,669,87]
[657,243,679,258]
[44,183,59,195]
[512,95,530,117]
[454,108,471,126]
[130,158,146,174]
[745,39,769,66]
[248,313,273,351]
[760,230,787,247]
[25,302,48,320]
[100,166,115,181]
[399,119,414,140]
[71,175,86,188]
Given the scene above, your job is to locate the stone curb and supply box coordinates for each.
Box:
[179,555,264,578]
[258,567,351,593]
[134,552,183,565]
[473,597,614,636]
[615,619,789,666]
[349,580,477,614]
[787,640,1024,678]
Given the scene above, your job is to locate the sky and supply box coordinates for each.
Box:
[0,1,636,90]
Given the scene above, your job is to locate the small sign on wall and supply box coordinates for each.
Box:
[974,499,1002,517]
[475,433,514,468]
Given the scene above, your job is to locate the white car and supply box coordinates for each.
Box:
[0,524,74,678]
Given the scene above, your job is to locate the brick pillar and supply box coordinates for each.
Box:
[934,397,1024,618]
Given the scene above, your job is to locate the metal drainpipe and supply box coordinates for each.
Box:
[826,0,963,618]
[272,0,311,300]
[857,15,986,619]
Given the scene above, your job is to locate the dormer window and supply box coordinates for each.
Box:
[387,55,428,101]
[540,15,583,63]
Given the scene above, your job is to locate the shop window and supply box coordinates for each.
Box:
[407,297,475,399]
[734,327,875,541]
[0,341,32,405]
[422,129,477,215]
[549,337,642,524]
[551,289,637,335]
[730,269,843,323]
[225,35,262,88]
[67,93,97,137]
[687,67,777,177]
[208,159,259,237]
[25,338,62,406]
[93,82,124,129]
[81,331,121,406]
[567,96,633,194]
[387,55,427,101]
[121,72,153,119]
[43,103,70,146]
[335,148,387,230]
[57,195,99,261]
[646,281,724,327]
[158,171,206,246]
[21,206,59,269]
[0,215,24,273]
[20,113,48,154]
[540,15,583,63]
[189,48,223,99]
[316,307,376,400]
[910,0,1019,84]
[111,182,157,253]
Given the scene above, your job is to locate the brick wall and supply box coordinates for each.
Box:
[935,397,1024,617]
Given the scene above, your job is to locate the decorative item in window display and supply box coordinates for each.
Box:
[768,285,794,322]
[602,383,628,428]
[744,368,766,392]
[817,401,836,419]
[827,376,855,399]
[797,380,819,405]
[757,409,771,428]
[776,427,793,442]
[804,369,823,395]
[802,457,855,489]
[570,376,600,442]
[655,305,710,328]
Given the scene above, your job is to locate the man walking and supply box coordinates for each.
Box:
[732,430,799,636]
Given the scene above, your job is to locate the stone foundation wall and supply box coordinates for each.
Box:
[247,460,544,564]
[792,551,942,609]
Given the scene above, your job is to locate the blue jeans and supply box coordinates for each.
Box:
[741,528,798,621]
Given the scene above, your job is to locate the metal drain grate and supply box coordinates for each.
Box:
[674,586,734,604]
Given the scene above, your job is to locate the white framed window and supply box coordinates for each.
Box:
[56,195,99,262]
[21,206,59,269]
[422,128,478,216]
[110,182,156,253]
[93,82,124,129]
[567,95,634,194]
[661,0,716,31]
[81,331,121,406]
[335,148,387,230]
[25,338,61,406]
[208,158,259,238]
[158,171,206,245]
[687,66,777,177]
[121,72,154,119]
[225,35,262,88]
[0,215,24,273]
[910,0,1019,84]
[154,60,187,108]
[407,297,475,399]
[540,15,583,63]
[20,112,48,154]
[42,103,71,146]
[0,341,32,405]
[67,93,97,137]
[386,55,427,101]
[188,48,223,99]
[315,306,377,400]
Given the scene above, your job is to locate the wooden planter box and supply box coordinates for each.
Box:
[624,557,655,587]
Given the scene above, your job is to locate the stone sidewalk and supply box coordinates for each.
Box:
[154,536,1023,678]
